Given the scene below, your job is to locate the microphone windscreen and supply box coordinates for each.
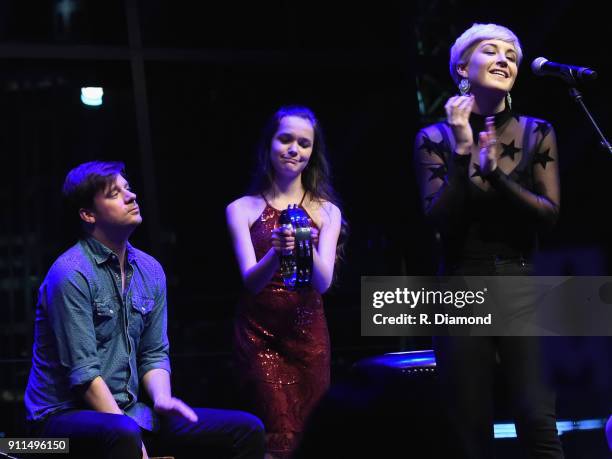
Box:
[531,57,548,74]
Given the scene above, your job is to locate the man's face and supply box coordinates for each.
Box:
[85,174,142,231]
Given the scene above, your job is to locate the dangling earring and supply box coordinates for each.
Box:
[506,92,513,111]
[458,78,471,96]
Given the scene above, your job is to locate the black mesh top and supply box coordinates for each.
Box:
[414,106,560,268]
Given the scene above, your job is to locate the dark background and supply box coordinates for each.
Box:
[1,0,610,456]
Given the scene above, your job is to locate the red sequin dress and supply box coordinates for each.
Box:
[233,203,330,458]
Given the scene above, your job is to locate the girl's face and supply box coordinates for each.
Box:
[459,39,519,94]
[269,116,314,178]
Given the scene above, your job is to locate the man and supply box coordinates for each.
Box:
[25,161,265,458]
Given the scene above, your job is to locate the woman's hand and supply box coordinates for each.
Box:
[445,94,475,155]
[478,116,499,175]
[271,226,295,255]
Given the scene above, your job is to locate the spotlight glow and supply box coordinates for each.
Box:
[81,87,103,106]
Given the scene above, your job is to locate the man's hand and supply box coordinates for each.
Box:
[142,369,198,423]
[153,396,198,422]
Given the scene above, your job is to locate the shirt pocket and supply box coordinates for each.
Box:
[93,300,119,343]
[129,296,155,336]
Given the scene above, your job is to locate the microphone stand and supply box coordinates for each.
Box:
[568,87,612,155]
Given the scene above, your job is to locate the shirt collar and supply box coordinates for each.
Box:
[82,236,137,266]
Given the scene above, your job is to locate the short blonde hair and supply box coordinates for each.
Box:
[449,23,523,85]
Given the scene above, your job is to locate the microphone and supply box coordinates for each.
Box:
[531,57,597,83]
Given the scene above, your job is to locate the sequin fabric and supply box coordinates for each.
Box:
[234,204,330,458]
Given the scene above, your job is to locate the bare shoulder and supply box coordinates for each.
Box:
[321,200,341,219]
[305,199,341,229]
[226,195,267,227]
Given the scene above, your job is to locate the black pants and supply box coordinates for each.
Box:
[434,258,564,458]
[30,407,265,459]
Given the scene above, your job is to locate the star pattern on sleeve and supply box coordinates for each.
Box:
[533,121,551,138]
[512,166,531,184]
[419,136,449,163]
[533,148,554,169]
[500,140,521,161]
[428,164,448,182]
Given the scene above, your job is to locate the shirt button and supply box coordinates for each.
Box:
[109,309,114,314]
[141,307,145,312]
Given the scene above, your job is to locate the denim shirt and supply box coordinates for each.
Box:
[25,236,171,427]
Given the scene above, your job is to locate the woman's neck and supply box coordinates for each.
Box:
[471,88,507,116]
[269,174,305,203]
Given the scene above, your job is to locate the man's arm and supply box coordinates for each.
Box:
[138,265,198,422]
[44,264,102,390]
[80,376,123,414]
[80,377,150,459]
[138,263,196,422]
[48,267,123,413]
[46,261,149,458]
[136,264,171,380]
[141,368,197,422]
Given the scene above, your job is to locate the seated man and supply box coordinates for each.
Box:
[25,161,265,458]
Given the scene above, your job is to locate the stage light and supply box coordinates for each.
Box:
[493,423,517,438]
[494,418,607,439]
[81,87,103,106]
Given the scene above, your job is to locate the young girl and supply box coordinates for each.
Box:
[227,106,343,458]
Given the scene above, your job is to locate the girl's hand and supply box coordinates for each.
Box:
[271,226,295,255]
